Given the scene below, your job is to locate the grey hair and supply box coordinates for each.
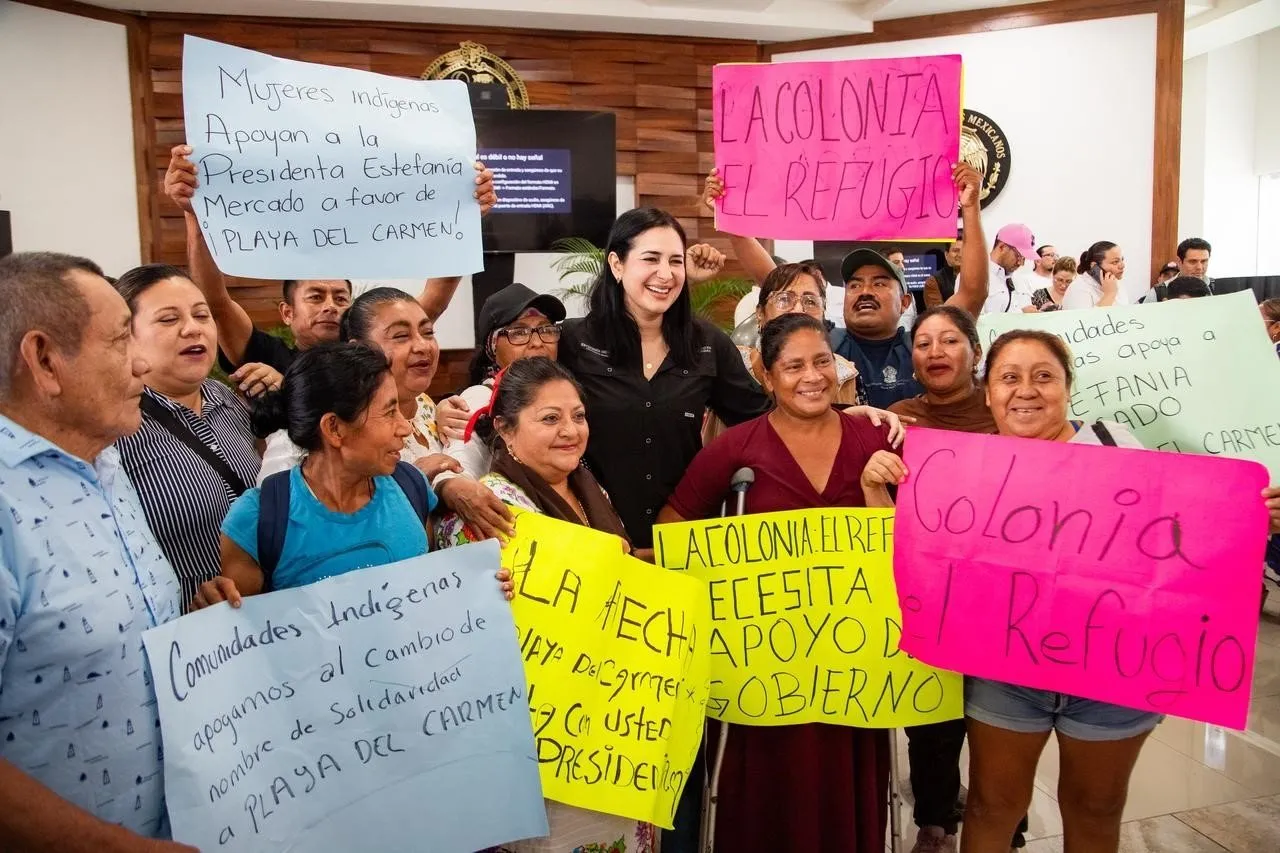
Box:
[0,252,101,399]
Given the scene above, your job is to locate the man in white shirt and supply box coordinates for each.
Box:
[975,223,1038,314]
[1030,244,1057,287]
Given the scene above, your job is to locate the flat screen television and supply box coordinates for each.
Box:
[474,110,617,253]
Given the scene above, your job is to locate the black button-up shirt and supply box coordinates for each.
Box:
[559,317,770,547]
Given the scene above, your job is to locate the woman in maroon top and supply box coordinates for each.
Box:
[658,312,894,852]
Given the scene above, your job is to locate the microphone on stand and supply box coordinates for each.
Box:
[729,467,754,518]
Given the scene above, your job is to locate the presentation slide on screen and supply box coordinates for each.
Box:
[902,254,938,293]
[479,149,572,213]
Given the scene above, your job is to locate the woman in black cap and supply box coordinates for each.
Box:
[439,282,567,478]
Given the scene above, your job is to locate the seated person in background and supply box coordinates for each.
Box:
[162,144,495,384]
[437,356,650,853]
[1062,241,1126,309]
[1141,260,1181,303]
[658,313,897,853]
[923,234,964,309]
[1030,256,1076,312]
[1263,298,1280,356]
[113,264,264,609]
[1165,276,1212,300]
[193,343,514,607]
[441,283,566,478]
[258,287,515,539]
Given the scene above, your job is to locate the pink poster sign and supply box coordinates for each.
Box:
[894,428,1269,729]
[712,55,962,242]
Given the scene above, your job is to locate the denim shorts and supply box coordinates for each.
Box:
[965,677,1163,742]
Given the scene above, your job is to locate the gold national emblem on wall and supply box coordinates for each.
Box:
[960,109,1011,209]
[421,42,529,109]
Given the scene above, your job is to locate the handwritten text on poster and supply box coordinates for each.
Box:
[712,56,963,241]
[980,290,1280,479]
[182,35,483,278]
[655,508,963,728]
[506,513,711,829]
[143,543,547,852]
[894,428,1269,729]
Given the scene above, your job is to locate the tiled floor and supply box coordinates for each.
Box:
[888,592,1280,853]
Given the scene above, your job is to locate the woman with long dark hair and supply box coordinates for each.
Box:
[113,264,263,609]
[438,356,652,852]
[1062,241,1125,309]
[658,313,898,852]
[557,208,771,552]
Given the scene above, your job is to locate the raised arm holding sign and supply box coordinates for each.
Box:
[711,55,962,242]
[980,291,1280,479]
[180,35,487,282]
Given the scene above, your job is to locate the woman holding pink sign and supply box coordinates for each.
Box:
[865,328,1280,853]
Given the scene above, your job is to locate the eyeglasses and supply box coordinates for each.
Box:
[767,291,825,312]
[496,324,561,345]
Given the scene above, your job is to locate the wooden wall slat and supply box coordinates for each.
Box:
[136,15,757,395]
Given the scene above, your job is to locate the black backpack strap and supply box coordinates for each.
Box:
[391,461,431,525]
[256,470,292,590]
[1091,421,1118,446]
[141,394,249,496]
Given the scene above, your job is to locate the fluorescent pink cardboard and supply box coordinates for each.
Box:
[712,55,962,241]
[894,427,1269,729]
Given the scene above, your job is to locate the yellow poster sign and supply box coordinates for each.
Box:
[654,508,962,728]
[505,512,711,830]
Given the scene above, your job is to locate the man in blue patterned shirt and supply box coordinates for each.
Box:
[0,253,193,852]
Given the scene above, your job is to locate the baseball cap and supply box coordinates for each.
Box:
[995,224,1036,265]
[840,249,906,290]
[477,283,566,341]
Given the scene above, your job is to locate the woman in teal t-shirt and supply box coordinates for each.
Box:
[193,343,511,607]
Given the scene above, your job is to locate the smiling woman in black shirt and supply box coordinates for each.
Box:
[558,208,770,550]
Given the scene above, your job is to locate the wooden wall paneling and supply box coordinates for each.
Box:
[139,14,761,313]
[1151,0,1185,279]
[12,0,132,25]
[127,16,155,265]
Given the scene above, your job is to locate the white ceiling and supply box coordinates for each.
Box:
[90,0,1059,42]
[88,0,1276,49]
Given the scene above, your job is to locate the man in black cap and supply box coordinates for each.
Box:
[832,163,990,409]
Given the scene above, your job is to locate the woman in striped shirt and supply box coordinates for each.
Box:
[113,264,263,608]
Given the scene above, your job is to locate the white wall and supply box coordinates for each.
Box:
[1201,36,1260,277]
[1179,32,1268,277]
[772,14,1159,302]
[0,1,141,275]
[1256,30,1280,177]
[1178,53,1208,245]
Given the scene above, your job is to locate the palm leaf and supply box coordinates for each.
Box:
[550,237,604,257]
[690,277,754,329]
[549,237,604,288]
[554,280,596,312]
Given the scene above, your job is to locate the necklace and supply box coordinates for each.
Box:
[563,488,589,524]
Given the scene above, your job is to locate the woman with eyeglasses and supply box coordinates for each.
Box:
[704,262,905,443]
[437,283,567,478]
[703,263,853,435]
